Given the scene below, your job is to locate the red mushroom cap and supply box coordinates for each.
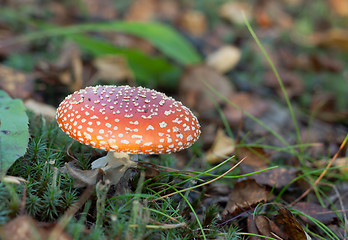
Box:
[56,85,201,154]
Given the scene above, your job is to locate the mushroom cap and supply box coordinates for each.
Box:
[56,85,201,154]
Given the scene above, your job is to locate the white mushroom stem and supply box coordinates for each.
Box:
[91,151,137,184]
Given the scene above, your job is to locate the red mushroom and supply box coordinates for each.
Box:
[56,85,201,184]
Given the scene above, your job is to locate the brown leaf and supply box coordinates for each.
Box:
[79,0,117,20]
[224,92,268,126]
[219,2,253,25]
[125,0,157,22]
[206,45,241,73]
[0,215,72,240]
[335,157,348,175]
[0,65,34,99]
[64,161,103,188]
[242,165,298,189]
[329,0,348,16]
[223,179,269,216]
[0,24,27,57]
[246,215,260,240]
[264,71,304,98]
[309,54,342,72]
[37,42,83,92]
[206,128,235,164]
[237,147,269,169]
[294,202,338,226]
[274,208,308,240]
[255,215,273,237]
[178,10,207,36]
[93,55,134,84]
[310,29,348,52]
[310,93,348,122]
[179,64,235,113]
[157,0,179,21]
[248,213,293,240]
[56,42,83,91]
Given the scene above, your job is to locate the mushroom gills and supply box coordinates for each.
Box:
[91,151,137,184]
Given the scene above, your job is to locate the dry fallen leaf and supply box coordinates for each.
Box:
[178,10,207,36]
[237,147,270,169]
[294,202,338,226]
[0,64,35,99]
[223,179,269,216]
[248,213,295,240]
[55,42,83,92]
[219,1,253,25]
[179,64,235,113]
[125,0,157,22]
[241,165,298,188]
[64,161,103,188]
[80,0,117,20]
[157,0,179,21]
[93,55,134,84]
[309,29,348,52]
[223,92,268,126]
[255,215,273,238]
[0,215,72,240]
[206,45,241,73]
[246,216,259,240]
[335,157,348,174]
[264,70,304,98]
[329,0,348,16]
[274,208,308,240]
[37,42,83,92]
[206,128,235,164]
[310,92,348,122]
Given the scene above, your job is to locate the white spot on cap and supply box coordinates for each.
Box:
[132,135,143,139]
[146,125,154,130]
[87,127,93,133]
[159,121,167,128]
[144,142,153,146]
[85,133,92,140]
[121,140,129,144]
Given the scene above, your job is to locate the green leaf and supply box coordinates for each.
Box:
[70,34,180,87]
[0,90,29,175]
[16,21,202,65]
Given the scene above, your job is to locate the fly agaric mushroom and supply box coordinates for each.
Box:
[56,85,201,184]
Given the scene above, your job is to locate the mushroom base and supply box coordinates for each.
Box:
[91,151,137,185]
